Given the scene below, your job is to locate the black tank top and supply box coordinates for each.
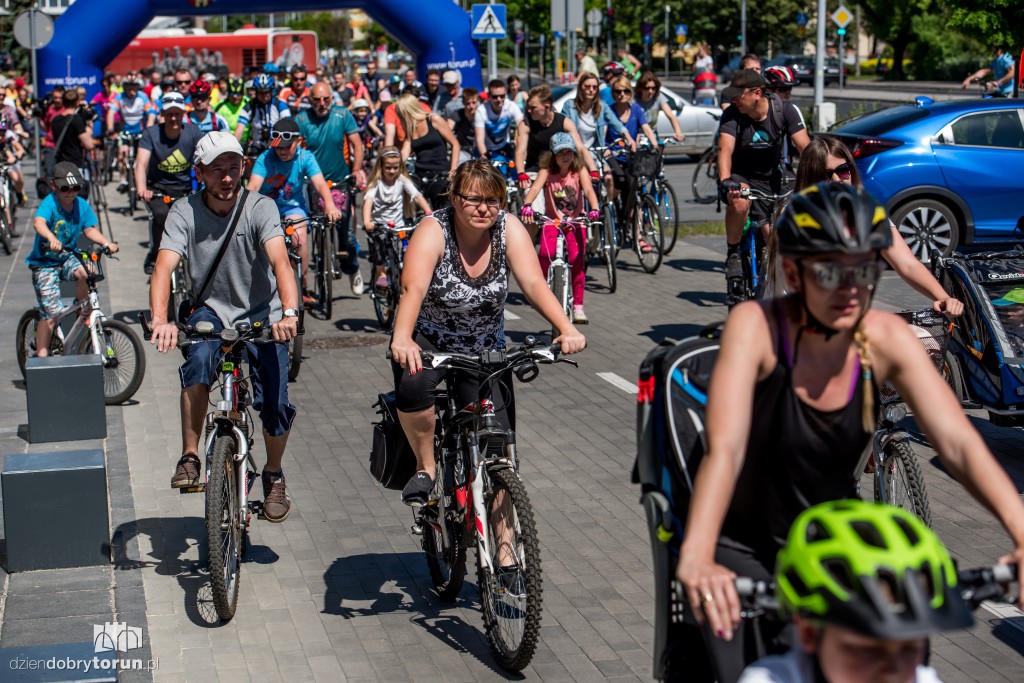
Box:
[721,301,879,562]
[525,112,566,172]
[411,117,448,175]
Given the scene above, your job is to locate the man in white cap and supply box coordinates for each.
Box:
[135,91,203,273]
[149,131,299,523]
[439,70,463,118]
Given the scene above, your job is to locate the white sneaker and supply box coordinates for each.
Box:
[573,305,588,324]
[350,271,365,295]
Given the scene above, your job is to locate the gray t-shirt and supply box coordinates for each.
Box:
[161,190,284,328]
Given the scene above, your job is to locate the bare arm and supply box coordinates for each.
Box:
[717,132,736,180]
[233,121,246,143]
[148,249,183,352]
[791,128,811,154]
[78,130,94,151]
[580,171,600,210]
[361,187,374,230]
[563,118,596,172]
[514,119,529,179]
[661,102,684,140]
[475,123,488,159]
[135,147,152,200]
[520,168,548,216]
[245,173,264,192]
[266,235,299,341]
[882,225,961,314]
[430,114,459,175]
[390,218,446,373]
[384,122,397,147]
[347,131,365,185]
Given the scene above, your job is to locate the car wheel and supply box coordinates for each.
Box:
[892,199,960,264]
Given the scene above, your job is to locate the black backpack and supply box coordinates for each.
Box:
[633,324,723,681]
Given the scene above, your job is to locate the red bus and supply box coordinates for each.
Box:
[106,28,320,76]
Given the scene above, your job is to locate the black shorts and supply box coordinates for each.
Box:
[722,173,777,225]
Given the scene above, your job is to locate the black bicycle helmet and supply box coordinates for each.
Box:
[777,182,892,258]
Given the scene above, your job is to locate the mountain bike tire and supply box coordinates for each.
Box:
[315,226,334,320]
[691,147,718,204]
[601,205,618,294]
[78,318,146,405]
[478,467,542,673]
[287,261,304,381]
[0,208,11,256]
[658,181,681,255]
[874,439,932,528]
[16,309,65,379]
[422,496,468,601]
[207,434,242,622]
[549,263,569,337]
[636,195,664,274]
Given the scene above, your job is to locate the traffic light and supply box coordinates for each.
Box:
[837,28,847,36]
[737,35,743,42]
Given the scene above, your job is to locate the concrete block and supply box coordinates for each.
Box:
[25,354,106,443]
[2,449,110,572]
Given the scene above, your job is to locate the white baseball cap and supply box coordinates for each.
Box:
[194,131,243,166]
[442,70,460,85]
[351,98,370,110]
[161,91,186,112]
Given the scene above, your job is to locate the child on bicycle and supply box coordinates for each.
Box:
[519,133,599,323]
[739,499,975,683]
[27,162,118,357]
[361,146,432,289]
[247,118,341,307]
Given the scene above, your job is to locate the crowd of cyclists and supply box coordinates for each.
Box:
[7,43,1024,683]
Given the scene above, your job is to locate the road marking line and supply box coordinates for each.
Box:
[504,309,521,320]
[598,372,638,394]
[980,600,1024,633]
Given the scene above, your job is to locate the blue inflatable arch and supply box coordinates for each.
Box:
[37,0,482,96]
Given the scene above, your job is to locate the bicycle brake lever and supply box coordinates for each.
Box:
[555,358,579,368]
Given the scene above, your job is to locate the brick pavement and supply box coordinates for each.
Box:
[0,186,1022,682]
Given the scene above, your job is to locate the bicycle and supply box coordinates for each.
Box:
[0,162,15,255]
[16,247,146,405]
[307,213,334,320]
[649,140,682,255]
[729,186,792,308]
[118,132,142,216]
[691,144,719,204]
[587,145,619,293]
[368,220,415,330]
[140,314,283,622]
[620,144,665,274]
[864,309,952,527]
[533,214,597,332]
[281,216,307,381]
[970,76,1009,98]
[392,337,578,672]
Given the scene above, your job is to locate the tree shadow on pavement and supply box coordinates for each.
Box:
[663,257,723,274]
[638,322,705,345]
[110,515,278,628]
[321,553,520,679]
[676,288,728,308]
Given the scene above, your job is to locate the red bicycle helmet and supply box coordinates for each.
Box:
[602,61,624,75]
[188,80,212,99]
[763,65,798,88]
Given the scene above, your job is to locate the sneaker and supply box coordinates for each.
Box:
[375,275,389,289]
[143,257,155,276]
[349,271,365,296]
[117,181,129,194]
[402,471,434,507]
[260,469,291,522]
[725,252,744,307]
[725,252,743,281]
[171,454,201,488]
[573,305,588,324]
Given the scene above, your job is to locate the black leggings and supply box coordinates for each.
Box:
[391,332,515,435]
[146,188,185,262]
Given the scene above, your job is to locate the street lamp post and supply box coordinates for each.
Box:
[740,0,747,55]
[664,5,670,79]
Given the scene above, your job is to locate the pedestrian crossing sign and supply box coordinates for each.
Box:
[471,4,507,40]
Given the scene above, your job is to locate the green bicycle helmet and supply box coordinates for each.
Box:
[775,499,973,639]
[777,182,892,258]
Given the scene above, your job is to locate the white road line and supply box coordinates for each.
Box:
[597,372,638,394]
[504,309,521,320]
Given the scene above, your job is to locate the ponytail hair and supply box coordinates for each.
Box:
[853,318,875,433]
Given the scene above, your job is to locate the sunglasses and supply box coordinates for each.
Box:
[310,96,332,103]
[57,185,81,193]
[490,94,506,100]
[455,192,501,208]
[827,162,853,180]
[613,88,631,95]
[806,260,881,290]
[271,130,300,141]
[175,80,192,86]
[581,83,599,90]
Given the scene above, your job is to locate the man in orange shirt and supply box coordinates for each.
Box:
[278,65,312,115]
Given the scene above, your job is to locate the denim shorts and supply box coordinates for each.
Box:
[31,258,84,319]
[178,307,296,437]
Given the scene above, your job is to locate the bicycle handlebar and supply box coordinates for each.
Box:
[739,187,792,201]
[530,213,594,228]
[138,313,282,348]
[386,336,577,380]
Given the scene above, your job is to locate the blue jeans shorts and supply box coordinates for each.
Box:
[31,258,84,319]
[178,307,296,437]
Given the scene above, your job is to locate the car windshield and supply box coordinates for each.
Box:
[832,105,930,136]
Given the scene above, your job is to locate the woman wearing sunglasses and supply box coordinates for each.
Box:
[674,182,1024,683]
[633,72,684,142]
[795,137,962,315]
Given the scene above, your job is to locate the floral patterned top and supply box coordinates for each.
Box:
[416,206,508,353]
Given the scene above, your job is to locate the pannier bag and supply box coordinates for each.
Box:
[632,324,722,681]
[939,248,1024,423]
[369,391,417,490]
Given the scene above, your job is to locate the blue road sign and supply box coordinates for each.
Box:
[676,24,687,37]
[642,34,653,46]
[471,4,507,40]
[796,12,809,27]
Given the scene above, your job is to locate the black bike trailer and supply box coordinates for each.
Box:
[938,248,1024,425]
[633,324,722,681]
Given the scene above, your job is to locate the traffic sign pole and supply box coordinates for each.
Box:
[664,6,670,80]
[30,8,40,179]
[839,31,845,90]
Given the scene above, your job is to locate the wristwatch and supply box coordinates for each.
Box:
[283,308,299,318]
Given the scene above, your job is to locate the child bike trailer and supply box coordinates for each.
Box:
[633,324,722,682]
[939,248,1024,426]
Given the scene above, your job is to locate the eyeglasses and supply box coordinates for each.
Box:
[641,85,658,91]
[490,93,506,100]
[455,192,501,208]
[806,260,881,290]
[310,96,332,103]
[613,88,631,95]
[175,80,192,86]
[581,83,599,90]
[271,130,300,141]
[57,185,81,193]
[826,162,853,180]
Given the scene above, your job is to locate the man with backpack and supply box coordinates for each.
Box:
[717,70,809,306]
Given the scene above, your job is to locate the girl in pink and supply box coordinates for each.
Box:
[520,132,600,323]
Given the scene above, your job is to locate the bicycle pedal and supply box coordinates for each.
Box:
[178,484,204,494]
[248,501,265,517]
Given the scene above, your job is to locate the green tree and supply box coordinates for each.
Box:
[943,0,1024,50]
[907,10,986,80]
[860,0,933,80]
[2,0,39,76]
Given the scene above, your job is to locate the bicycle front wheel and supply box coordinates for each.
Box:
[478,467,542,673]
[319,227,334,319]
[16,309,65,378]
[691,148,718,204]
[78,319,146,405]
[601,205,618,293]
[658,181,681,255]
[207,434,242,622]
[873,439,932,527]
[635,195,664,274]
[0,206,11,256]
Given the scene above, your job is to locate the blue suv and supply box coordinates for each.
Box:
[831,98,1024,261]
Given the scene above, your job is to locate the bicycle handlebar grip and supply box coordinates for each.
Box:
[734,577,756,597]
[549,343,562,356]
[992,563,1018,584]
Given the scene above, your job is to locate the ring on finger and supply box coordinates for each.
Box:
[701,592,713,604]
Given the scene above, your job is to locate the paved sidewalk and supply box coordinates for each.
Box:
[0,185,1022,682]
